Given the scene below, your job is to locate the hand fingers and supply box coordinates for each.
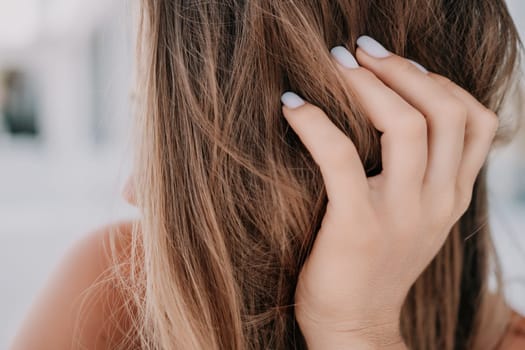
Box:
[429,73,499,212]
[329,46,427,196]
[354,36,467,195]
[280,92,369,206]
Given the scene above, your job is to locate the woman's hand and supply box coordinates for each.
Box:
[281,36,498,349]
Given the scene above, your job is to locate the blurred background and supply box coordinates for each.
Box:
[0,0,138,346]
[0,0,524,348]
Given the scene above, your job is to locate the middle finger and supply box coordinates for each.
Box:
[355,35,468,195]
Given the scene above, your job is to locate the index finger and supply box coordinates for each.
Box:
[281,91,369,206]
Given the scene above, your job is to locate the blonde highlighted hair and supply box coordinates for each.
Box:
[108,1,523,349]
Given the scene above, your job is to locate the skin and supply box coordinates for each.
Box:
[9,39,525,349]
[9,221,135,350]
[286,41,501,349]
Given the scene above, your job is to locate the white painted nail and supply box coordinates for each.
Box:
[281,91,305,109]
[330,46,359,69]
[408,59,429,74]
[356,35,391,58]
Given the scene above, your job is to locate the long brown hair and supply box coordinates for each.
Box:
[111,1,524,349]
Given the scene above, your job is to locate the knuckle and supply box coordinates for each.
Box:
[430,74,453,88]
[398,57,420,74]
[481,108,499,135]
[377,56,422,79]
[455,187,474,215]
[392,112,427,138]
[439,98,468,121]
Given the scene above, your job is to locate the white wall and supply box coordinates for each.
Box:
[0,1,138,347]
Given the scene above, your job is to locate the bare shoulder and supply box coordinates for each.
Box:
[499,309,525,350]
[9,220,137,350]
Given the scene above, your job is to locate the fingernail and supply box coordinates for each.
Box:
[281,91,305,109]
[330,46,359,69]
[408,59,429,74]
[356,35,391,58]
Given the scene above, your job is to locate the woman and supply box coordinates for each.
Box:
[10,0,525,349]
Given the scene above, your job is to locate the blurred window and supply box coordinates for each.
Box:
[1,70,38,136]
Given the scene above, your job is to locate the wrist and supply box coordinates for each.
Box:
[303,331,407,350]
[305,335,406,350]
[298,317,406,350]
